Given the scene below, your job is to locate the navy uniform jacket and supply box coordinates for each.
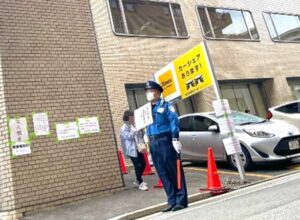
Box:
[146,99,179,139]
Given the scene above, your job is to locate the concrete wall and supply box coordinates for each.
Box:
[0,0,123,218]
[90,0,300,144]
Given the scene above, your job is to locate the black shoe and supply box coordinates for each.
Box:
[172,205,187,211]
[161,205,174,212]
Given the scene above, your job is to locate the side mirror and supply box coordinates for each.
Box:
[208,125,219,132]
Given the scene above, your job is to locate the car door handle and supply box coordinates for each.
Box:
[191,135,196,141]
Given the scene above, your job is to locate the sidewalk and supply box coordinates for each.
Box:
[22,164,262,220]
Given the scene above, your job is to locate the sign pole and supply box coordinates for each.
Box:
[203,41,246,182]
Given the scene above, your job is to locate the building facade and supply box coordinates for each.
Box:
[90,0,300,144]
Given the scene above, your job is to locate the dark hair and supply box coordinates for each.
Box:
[123,110,134,122]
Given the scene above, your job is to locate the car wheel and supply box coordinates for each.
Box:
[227,146,253,171]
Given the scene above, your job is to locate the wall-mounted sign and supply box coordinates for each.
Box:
[33,112,50,136]
[9,117,31,156]
[77,117,100,134]
[12,144,31,156]
[56,122,79,141]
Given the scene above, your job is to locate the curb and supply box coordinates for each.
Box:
[110,169,300,220]
[238,169,300,190]
[108,192,212,220]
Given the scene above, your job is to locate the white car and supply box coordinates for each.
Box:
[267,100,300,130]
[179,112,300,170]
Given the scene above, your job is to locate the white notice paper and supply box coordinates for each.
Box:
[12,144,31,156]
[218,116,235,135]
[9,118,31,156]
[223,136,242,155]
[9,118,29,143]
[78,117,100,134]
[134,102,153,130]
[33,112,50,136]
[213,99,231,117]
[56,122,79,141]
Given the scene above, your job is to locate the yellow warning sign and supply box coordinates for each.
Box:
[173,44,213,99]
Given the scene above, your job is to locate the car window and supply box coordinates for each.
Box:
[179,116,193,131]
[192,116,216,131]
[231,112,265,125]
[275,106,285,113]
[276,102,300,114]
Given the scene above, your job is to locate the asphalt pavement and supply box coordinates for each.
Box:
[139,172,300,220]
[186,157,300,180]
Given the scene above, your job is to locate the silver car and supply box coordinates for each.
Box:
[179,112,300,170]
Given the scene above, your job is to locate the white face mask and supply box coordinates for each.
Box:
[146,92,155,102]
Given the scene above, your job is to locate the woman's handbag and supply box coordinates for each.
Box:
[136,142,147,153]
[134,130,147,153]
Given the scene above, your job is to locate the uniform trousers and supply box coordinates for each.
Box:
[150,133,188,207]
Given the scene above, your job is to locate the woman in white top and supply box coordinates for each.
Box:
[120,110,148,191]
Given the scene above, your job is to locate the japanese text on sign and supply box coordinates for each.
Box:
[9,117,31,156]
[223,136,242,155]
[56,122,79,141]
[77,117,100,134]
[33,112,50,136]
[213,99,231,117]
[9,118,30,144]
[12,144,31,156]
[134,102,153,130]
[218,116,235,135]
[174,44,213,99]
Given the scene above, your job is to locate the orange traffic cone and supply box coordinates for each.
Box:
[143,152,155,176]
[200,147,227,195]
[154,177,163,188]
[118,149,128,174]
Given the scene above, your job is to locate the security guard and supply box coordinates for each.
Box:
[145,80,188,212]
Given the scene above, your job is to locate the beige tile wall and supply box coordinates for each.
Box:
[0,0,123,217]
[90,0,299,145]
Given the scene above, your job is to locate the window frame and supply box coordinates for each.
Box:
[106,0,190,39]
[179,115,218,132]
[287,77,300,99]
[219,80,269,117]
[196,5,260,42]
[174,97,195,116]
[125,83,147,110]
[192,115,218,132]
[262,11,300,43]
[179,116,194,132]
[275,101,300,114]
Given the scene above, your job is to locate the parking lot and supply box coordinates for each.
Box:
[184,157,300,183]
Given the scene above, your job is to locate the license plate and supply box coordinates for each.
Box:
[289,140,300,150]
